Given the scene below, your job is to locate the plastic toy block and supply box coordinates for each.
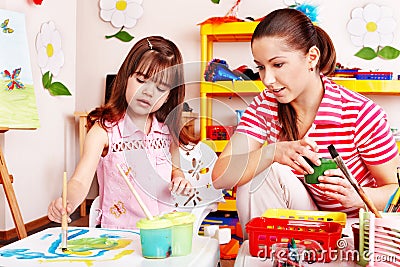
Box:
[220,238,240,259]
[236,221,243,239]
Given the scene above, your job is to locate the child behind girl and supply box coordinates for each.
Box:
[48,36,198,228]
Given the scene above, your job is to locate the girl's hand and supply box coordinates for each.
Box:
[47,197,72,224]
[169,176,194,196]
[317,168,364,208]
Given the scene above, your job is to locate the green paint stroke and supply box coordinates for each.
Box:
[67,237,124,253]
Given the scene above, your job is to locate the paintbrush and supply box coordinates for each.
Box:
[327,144,382,218]
[61,171,68,252]
[116,163,154,220]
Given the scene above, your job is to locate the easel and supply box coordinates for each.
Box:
[0,128,27,239]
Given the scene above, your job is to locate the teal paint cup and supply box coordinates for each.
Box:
[136,217,173,259]
[304,157,337,184]
[162,212,196,256]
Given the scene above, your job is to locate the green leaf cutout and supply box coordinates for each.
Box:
[377,46,400,60]
[42,71,52,89]
[105,30,134,42]
[354,47,377,60]
[211,0,220,3]
[48,82,71,96]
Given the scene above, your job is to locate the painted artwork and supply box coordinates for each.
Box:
[0,227,139,266]
[0,9,40,129]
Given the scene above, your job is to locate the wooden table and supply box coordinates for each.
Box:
[0,227,219,267]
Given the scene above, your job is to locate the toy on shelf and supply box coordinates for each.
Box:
[206,125,236,140]
[234,65,260,80]
[204,59,243,82]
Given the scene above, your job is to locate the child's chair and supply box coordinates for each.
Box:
[89,196,101,227]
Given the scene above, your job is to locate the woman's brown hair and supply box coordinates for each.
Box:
[87,36,197,146]
[252,8,336,141]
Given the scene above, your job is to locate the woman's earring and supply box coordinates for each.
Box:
[309,67,314,72]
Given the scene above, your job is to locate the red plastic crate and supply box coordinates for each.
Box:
[245,217,343,263]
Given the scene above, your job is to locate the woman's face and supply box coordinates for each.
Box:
[252,36,312,104]
[126,73,170,116]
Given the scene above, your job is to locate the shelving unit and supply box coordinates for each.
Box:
[200,21,400,154]
[200,22,263,153]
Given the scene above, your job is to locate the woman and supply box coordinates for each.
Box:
[211,8,399,231]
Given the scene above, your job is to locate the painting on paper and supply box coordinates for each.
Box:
[0,9,39,129]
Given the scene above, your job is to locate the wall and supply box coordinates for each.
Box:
[0,0,77,230]
[1,0,400,231]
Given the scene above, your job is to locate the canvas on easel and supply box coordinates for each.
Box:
[0,8,39,129]
[0,8,35,240]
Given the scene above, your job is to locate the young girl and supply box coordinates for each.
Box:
[212,8,400,230]
[48,36,197,228]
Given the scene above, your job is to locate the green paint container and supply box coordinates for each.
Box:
[136,217,173,259]
[304,157,337,184]
[162,212,196,256]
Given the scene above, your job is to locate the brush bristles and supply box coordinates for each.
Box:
[327,144,339,158]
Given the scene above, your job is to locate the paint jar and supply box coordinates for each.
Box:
[304,157,337,184]
[162,211,196,256]
[136,217,173,259]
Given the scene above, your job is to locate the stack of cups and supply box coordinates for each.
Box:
[162,211,196,256]
[136,211,196,258]
[136,217,173,259]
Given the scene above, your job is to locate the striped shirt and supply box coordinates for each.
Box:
[236,75,398,216]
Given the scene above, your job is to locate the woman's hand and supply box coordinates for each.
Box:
[273,137,320,175]
[169,176,194,196]
[47,197,72,224]
[317,168,364,208]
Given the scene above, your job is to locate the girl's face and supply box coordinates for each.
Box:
[252,36,313,104]
[126,73,170,116]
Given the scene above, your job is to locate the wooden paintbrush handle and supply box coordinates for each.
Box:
[356,185,382,218]
[62,172,68,229]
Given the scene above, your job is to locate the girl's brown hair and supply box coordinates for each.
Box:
[87,36,197,146]
[252,8,336,141]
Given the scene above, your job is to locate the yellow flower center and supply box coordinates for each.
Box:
[115,0,127,11]
[366,21,377,32]
[46,43,54,58]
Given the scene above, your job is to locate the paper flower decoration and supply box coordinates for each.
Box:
[99,0,143,42]
[36,21,71,96]
[100,0,143,28]
[347,3,399,60]
[284,0,318,23]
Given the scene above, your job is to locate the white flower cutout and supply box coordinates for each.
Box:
[347,3,396,48]
[99,0,144,28]
[35,21,65,77]
[35,21,71,96]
